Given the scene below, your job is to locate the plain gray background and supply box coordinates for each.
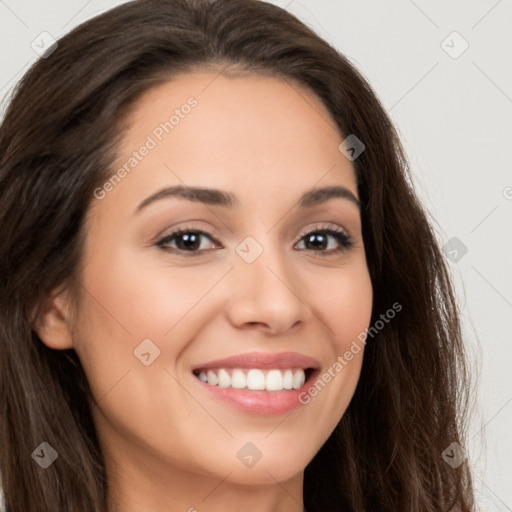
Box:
[1,0,511,509]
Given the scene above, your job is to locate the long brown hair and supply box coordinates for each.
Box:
[0,0,476,510]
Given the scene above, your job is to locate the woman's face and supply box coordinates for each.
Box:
[66,70,372,490]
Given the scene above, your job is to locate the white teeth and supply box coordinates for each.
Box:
[231,369,247,389]
[247,369,266,390]
[196,368,307,391]
[283,369,293,390]
[218,368,231,388]
[266,369,283,391]
[207,370,218,386]
[292,369,305,389]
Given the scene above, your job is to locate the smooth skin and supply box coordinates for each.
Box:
[35,69,373,512]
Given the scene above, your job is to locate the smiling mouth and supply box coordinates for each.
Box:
[192,367,315,392]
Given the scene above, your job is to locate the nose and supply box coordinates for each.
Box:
[224,244,312,336]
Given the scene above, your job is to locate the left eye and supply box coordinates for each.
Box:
[295,228,353,253]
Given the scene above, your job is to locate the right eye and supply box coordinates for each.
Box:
[156,227,221,256]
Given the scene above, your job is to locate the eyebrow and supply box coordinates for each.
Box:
[135,184,360,213]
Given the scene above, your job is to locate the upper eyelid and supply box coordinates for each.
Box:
[296,223,348,239]
[157,225,219,243]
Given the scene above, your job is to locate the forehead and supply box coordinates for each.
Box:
[94,70,357,219]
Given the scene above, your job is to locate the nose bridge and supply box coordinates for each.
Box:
[235,233,293,292]
[225,232,309,332]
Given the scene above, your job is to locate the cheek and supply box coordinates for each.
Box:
[77,244,222,340]
[70,254,209,459]
[316,262,373,350]
[71,246,230,398]
[297,262,372,418]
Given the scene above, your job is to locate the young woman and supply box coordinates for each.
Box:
[0,0,476,510]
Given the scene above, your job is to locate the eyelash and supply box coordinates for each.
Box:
[156,223,354,257]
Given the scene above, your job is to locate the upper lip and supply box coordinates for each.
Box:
[192,351,321,371]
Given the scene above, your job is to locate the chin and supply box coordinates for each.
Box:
[199,441,317,485]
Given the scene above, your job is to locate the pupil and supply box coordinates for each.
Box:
[179,233,200,250]
[307,233,326,250]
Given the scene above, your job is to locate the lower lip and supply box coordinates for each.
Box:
[193,371,318,416]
